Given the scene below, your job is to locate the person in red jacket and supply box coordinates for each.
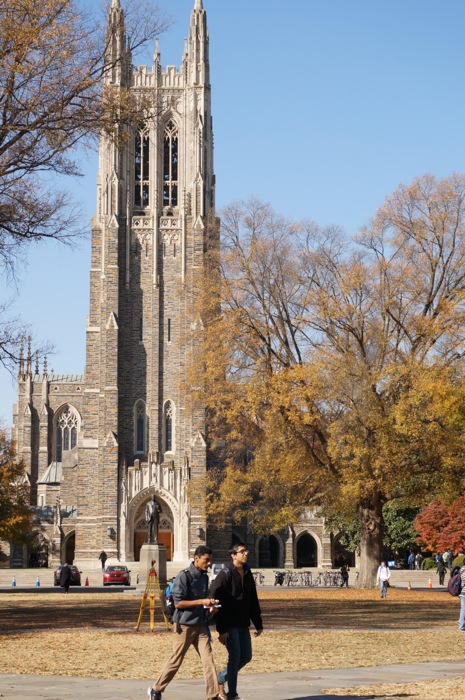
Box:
[210,543,263,700]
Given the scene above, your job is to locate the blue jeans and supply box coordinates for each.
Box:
[459,595,465,631]
[379,580,388,598]
[217,627,252,698]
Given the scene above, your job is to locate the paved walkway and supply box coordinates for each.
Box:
[2,661,465,700]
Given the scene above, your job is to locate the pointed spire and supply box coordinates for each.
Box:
[26,336,32,377]
[35,351,39,376]
[105,0,130,87]
[154,37,160,63]
[194,0,203,9]
[18,340,24,379]
[43,355,48,376]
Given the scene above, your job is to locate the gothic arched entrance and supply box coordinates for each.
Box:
[28,532,49,568]
[64,532,75,564]
[332,533,356,567]
[296,533,317,568]
[133,496,174,561]
[258,535,279,568]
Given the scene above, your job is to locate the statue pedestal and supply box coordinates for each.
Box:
[139,544,167,587]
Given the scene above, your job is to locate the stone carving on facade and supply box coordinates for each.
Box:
[160,216,181,245]
[132,216,153,246]
[120,477,128,520]
[53,498,62,534]
[163,93,181,112]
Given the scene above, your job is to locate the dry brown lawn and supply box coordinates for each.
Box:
[325,677,465,699]
[0,587,463,685]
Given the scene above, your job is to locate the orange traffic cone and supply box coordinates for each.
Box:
[85,576,89,586]
[407,580,411,591]
[428,577,432,588]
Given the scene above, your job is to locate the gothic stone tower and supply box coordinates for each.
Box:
[76,0,217,565]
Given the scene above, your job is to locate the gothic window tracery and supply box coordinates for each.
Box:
[134,400,147,454]
[164,400,174,453]
[55,405,79,462]
[134,126,150,208]
[163,120,178,208]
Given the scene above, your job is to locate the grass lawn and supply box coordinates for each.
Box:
[0,587,462,684]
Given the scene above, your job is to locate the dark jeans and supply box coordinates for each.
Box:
[217,627,252,698]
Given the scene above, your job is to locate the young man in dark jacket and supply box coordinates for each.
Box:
[210,543,263,700]
[147,545,221,700]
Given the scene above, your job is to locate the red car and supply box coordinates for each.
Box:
[103,565,131,586]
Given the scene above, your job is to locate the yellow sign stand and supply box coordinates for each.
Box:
[134,563,170,632]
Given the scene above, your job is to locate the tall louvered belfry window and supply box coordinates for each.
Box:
[163,120,178,207]
[135,126,150,207]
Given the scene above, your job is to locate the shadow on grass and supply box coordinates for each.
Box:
[0,589,458,633]
[288,696,413,699]
[260,594,458,629]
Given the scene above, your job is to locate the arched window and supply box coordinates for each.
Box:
[134,126,150,208]
[134,400,147,454]
[164,401,174,453]
[55,406,79,462]
[163,120,178,208]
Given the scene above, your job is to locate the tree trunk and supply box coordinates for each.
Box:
[356,499,384,588]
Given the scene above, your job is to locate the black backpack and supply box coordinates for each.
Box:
[164,569,193,623]
[447,567,464,597]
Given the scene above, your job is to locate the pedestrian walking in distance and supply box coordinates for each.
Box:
[376,561,390,599]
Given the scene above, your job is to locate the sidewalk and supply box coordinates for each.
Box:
[2,661,465,700]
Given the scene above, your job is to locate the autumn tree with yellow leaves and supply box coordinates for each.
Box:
[199,175,465,587]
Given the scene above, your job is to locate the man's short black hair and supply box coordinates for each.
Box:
[194,545,213,558]
[229,542,246,556]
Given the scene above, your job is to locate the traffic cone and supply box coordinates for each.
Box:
[12,576,16,587]
[428,577,432,588]
[36,576,40,587]
[407,580,411,590]
[85,576,89,586]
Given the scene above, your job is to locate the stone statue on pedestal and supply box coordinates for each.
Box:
[145,495,162,544]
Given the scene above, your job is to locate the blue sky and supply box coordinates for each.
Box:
[1,0,465,425]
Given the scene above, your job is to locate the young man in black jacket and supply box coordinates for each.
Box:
[210,543,263,700]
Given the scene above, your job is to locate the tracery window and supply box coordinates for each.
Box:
[134,400,147,454]
[134,126,150,208]
[55,406,79,462]
[164,401,174,453]
[163,120,178,208]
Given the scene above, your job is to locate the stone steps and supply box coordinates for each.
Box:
[0,565,448,589]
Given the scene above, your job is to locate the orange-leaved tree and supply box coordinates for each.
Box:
[0,427,33,545]
[197,176,465,587]
[415,497,465,555]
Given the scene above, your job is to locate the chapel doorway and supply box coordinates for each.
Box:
[296,533,317,568]
[258,535,279,567]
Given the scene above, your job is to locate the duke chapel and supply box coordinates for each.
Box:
[10,0,337,572]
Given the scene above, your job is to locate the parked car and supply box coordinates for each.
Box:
[103,565,131,586]
[53,564,82,586]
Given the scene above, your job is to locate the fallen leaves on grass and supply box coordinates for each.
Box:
[0,589,461,681]
[325,677,465,699]
[0,629,464,679]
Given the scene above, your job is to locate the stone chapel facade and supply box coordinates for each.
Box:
[10,0,339,571]
[12,0,230,569]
